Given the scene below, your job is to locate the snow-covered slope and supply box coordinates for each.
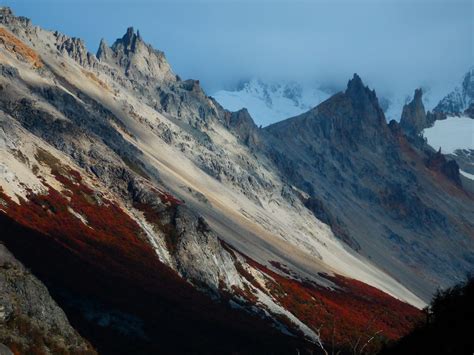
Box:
[423,116,474,179]
[212,79,331,126]
[434,68,474,116]
[423,116,474,154]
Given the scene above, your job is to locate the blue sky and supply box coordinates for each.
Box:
[2,0,472,96]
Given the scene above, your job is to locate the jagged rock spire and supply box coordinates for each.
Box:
[0,6,13,17]
[343,73,385,126]
[96,38,111,61]
[345,73,378,106]
[97,26,176,83]
[400,88,427,136]
[114,26,141,54]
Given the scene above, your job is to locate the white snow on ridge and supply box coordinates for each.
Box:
[423,116,474,154]
[212,79,331,127]
[460,170,474,181]
[213,79,450,125]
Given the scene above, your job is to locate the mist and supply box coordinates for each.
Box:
[5,0,472,98]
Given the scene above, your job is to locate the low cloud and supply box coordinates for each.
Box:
[7,0,472,97]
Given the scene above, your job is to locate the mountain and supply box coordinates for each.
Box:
[212,78,448,126]
[423,115,474,185]
[382,86,447,123]
[212,79,332,126]
[434,67,474,117]
[394,74,474,189]
[263,75,473,300]
[0,7,473,354]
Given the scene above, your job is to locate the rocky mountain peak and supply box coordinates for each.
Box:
[113,26,142,55]
[265,74,388,148]
[340,73,386,130]
[400,88,429,136]
[98,26,175,83]
[54,32,97,68]
[0,6,13,17]
[346,73,364,93]
[0,6,31,27]
[96,38,110,60]
[345,73,379,110]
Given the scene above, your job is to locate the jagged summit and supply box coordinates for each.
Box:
[0,6,31,27]
[400,88,427,136]
[346,73,376,99]
[0,6,13,17]
[399,89,446,137]
[97,26,176,82]
[346,73,365,93]
[96,38,109,60]
[344,73,385,123]
[264,74,391,151]
[112,26,142,54]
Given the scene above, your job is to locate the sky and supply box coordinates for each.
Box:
[2,0,473,97]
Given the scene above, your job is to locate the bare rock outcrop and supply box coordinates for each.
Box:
[0,243,95,354]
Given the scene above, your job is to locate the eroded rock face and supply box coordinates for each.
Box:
[225,108,261,147]
[0,244,95,354]
[54,33,97,68]
[425,149,462,186]
[263,75,474,299]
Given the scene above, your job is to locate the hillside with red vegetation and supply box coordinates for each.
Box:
[0,163,312,354]
[245,258,423,353]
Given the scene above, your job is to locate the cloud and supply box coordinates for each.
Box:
[5,0,472,97]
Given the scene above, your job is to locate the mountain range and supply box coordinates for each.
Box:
[0,7,473,354]
[212,77,457,127]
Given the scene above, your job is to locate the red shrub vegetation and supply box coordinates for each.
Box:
[0,167,312,353]
[246,258,422,352]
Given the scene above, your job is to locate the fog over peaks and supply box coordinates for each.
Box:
[6,0,472,100]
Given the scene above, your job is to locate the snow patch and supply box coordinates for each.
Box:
[460,170,474,181]
[423,116,474,154]
[213,79,331,126]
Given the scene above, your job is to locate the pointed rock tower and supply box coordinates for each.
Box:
[96,27,176,83]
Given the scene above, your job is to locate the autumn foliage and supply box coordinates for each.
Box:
[0,164,312,354]
[246,259,422,353]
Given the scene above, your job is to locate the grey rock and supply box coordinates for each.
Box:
[263,74,474,299]
[400,88,428,135]
[0,344,13,355]
[0,243,95,354]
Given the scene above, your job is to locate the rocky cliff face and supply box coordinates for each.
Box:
[0,243,95,354]
[0,7,471,354]
[263,76,473,300]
